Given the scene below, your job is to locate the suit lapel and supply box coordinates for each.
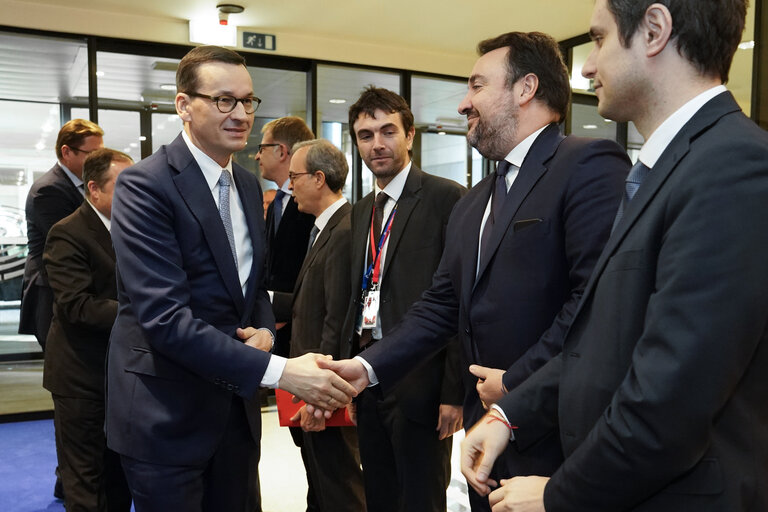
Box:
[80,202,115,261]
[234,163,264,318]
[381,166,423,280]
[293,202,351,304]
[573,91,742,321]
[461,176,493,301]
[474,124,562,283]
[168,135,245,315]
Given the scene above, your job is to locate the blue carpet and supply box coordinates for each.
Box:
[0,419,64,512]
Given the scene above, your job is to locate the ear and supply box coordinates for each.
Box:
[176,93,192,122]
[643,3,674,57]
[314,170,327,190]
[86,180,99,199]
[405,125,415,151]
[279,144,291,162]
[517,73,539,107]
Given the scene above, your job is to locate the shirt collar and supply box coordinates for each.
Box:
[374,161,412,202]
[639,85,727,168]
[58,161,84,190]
[181,130,234,192]
[503,124,549,168]
[314,197,348,235]
[278,178,292,196]
[86,198,111,231]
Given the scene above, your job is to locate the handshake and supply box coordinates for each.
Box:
[277,353,370,418]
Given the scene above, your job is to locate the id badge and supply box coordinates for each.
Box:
[360,288,380,330]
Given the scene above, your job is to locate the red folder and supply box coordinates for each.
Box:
[274,388,354,427]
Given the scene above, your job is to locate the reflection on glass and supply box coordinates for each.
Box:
[570,102,617,141]
[420,133,467,187]
[72,109,142,162]
[152,114,184,152]
[570,42,595,94]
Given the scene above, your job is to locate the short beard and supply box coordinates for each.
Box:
[466,101,519,161]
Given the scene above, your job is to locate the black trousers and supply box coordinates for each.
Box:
[356,390,451,512]
[120,397,260,512]
[52,394,131,512]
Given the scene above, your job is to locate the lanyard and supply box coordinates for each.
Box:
[362,204,397,290]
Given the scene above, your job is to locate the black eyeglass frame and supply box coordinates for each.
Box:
[186,92,261,114]
[67,146,97,155]
[257,143,281,153]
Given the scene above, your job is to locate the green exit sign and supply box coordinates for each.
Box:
[243,32,276,51]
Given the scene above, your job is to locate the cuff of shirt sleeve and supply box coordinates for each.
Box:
[354,356,378,387]
[261,355,287,388]
[490,404,516,441]
[267,290,274,303]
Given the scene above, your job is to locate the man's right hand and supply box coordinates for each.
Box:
[278,353,358,414]
[461,410,511,496]
[305,358,371,419]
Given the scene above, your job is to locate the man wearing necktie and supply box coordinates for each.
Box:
[20,118,104,501]
[321,32,629,511]
[273,139,365,512]
[461,1,768,511]
[339,86,467,512]
[105,46,356,512]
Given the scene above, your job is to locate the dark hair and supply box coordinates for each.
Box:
[606,0,746,82]
[292,139,348,193]
[176,45,247,93]
[477,32,571,122]
[55,119,104,160]
[348,86,414,146]
[82,148,133,196]
[262,116,315,153]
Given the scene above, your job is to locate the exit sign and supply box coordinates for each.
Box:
[243,32,276,51]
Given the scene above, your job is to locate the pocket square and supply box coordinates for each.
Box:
[513,218,543,232]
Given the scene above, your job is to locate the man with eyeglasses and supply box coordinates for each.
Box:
[20,117,104,501]
[105,45,356,512]
[255,116,319,509]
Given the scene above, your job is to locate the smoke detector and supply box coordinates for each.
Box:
[217,4,244,25]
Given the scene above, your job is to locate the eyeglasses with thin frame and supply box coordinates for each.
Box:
[288,171,316,183]
[258,143,281,153]
[67,146,97,155]
[186,92,261,114]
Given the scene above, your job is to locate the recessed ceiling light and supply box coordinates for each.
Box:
[738,41,755,50]
[437,131,446,135]
[160,84,177,91]
[139,136,147,141]
[329,99,346,104]
[96,71,105,77]
[582,124,598,130]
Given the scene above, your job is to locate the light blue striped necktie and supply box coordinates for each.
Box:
[218,170,238,268]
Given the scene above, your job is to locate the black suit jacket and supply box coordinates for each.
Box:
[42,201,116,400]
[273,202,352,359]
[361,126,629,474]
[500,92,768,511]
[265,192,315,294]
[106,134,274,466]
[20,162,83,339]
[341,165,466,425]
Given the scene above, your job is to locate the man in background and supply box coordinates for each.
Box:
[273,139,366,512]
[43,148,133,512]
[461,2,768,510]
[21,118,104,351]
[340,86,466,512]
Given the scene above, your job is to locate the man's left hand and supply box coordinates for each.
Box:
[290,404,326,432]
[238,327,273,352]
[437,404,463,440]
[488,476,549,511]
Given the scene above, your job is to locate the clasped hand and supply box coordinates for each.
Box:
[278,353,360,417]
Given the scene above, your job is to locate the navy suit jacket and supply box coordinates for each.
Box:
[20,162,83,338]
[362,125,629,474]
[106,134,275,466]
[499,92,768,511]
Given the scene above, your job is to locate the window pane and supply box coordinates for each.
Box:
[570,102,617,141]
[72,108,142,162]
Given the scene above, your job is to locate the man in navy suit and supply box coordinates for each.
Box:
[21,118,104,351]
[105,45,356,512]
[320,32,629,511]
[461,1,768,511]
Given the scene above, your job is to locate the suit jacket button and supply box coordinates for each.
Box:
[226,384,234,391]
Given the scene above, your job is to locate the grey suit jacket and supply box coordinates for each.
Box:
[273,202,352,359]
[500,91,768,511]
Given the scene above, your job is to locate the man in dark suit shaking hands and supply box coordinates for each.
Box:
[461,1,768,511]
[43,148,133,512]
[105,45,356,512]
[320,33,629,511]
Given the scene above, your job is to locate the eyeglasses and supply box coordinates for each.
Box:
[257,143,281,153]
[288,171,315,182]
[186,92,261,114]
[68,146,97,155]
